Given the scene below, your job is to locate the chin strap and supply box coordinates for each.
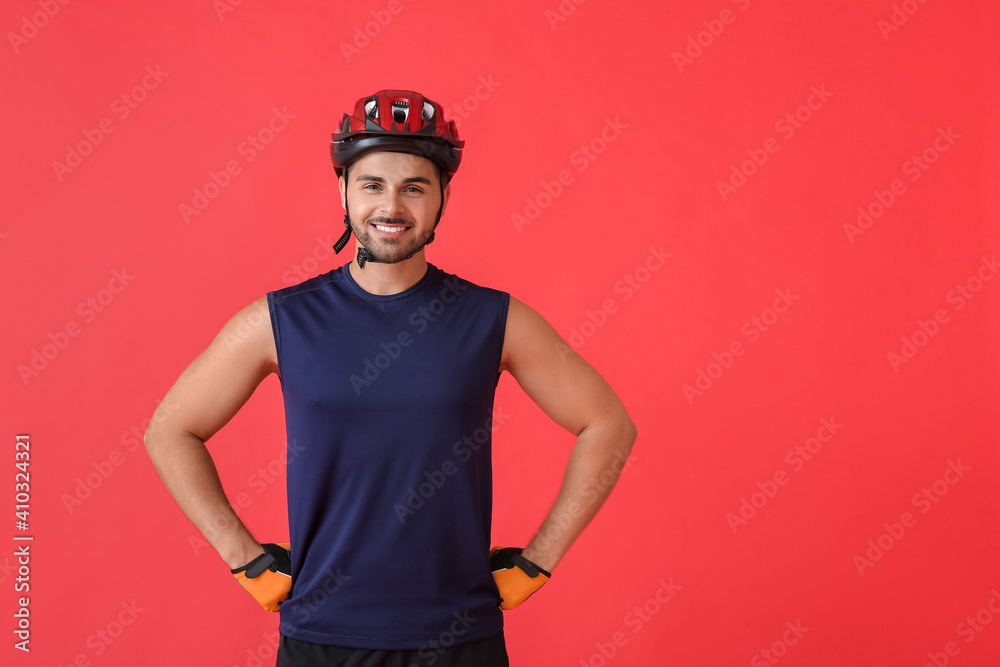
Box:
[333,213,353,254]
[357,246,376,269]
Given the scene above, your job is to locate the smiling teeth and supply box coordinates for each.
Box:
[375,224,406,233]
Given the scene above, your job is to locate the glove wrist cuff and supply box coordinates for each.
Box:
[511,553,551,579]
[230,552,275,577]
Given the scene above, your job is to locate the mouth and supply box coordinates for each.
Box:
[370,222,412,238]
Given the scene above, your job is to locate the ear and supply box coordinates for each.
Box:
[338,173,347,210]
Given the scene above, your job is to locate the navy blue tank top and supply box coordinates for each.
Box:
[266,262,509,649]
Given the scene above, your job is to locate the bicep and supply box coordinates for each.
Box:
[501,296,628,437]
[150,296,278,443]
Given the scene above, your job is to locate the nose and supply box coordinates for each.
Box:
[380,188,407,218]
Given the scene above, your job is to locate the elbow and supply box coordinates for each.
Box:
[624,417,637,451]
[618,402,637,442]
[143,424,160,455]
[143,416,173,456]
[593,407,635,452]
[614,410,637,454]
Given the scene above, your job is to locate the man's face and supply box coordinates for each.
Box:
[339,150,449,264]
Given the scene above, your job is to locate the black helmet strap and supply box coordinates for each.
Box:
[333,212,353,254]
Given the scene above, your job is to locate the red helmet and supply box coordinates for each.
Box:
[331,90,464,179]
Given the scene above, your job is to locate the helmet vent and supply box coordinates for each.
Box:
[422,102,434,121]
[392,101,409,124]
[364,99,378,119]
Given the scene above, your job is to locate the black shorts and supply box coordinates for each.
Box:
[274,632,510,667]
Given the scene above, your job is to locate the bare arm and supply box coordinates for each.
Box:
[144,296,279,569]
[498,296,637,573]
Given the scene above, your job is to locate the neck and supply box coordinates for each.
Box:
[348,250,428,296]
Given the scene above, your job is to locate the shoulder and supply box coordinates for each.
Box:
[268,266,348,306]
[430,264,509,300]
[504,295,555,336]
[218,295,278,376]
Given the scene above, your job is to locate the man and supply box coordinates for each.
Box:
[144,90,636,666]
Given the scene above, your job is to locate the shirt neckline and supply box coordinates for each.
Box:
[341,261,439,302]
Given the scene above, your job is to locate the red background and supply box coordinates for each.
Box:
[2,0,999,665]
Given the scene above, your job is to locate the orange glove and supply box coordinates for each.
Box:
[231,542,292,612]
[489,546,550,610]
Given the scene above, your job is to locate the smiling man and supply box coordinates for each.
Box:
[144,89,636,667]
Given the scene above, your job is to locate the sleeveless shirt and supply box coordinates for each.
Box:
[266,261,509,649]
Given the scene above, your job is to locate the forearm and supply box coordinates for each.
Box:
[521,416,637,573]
[144,429,263,569]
